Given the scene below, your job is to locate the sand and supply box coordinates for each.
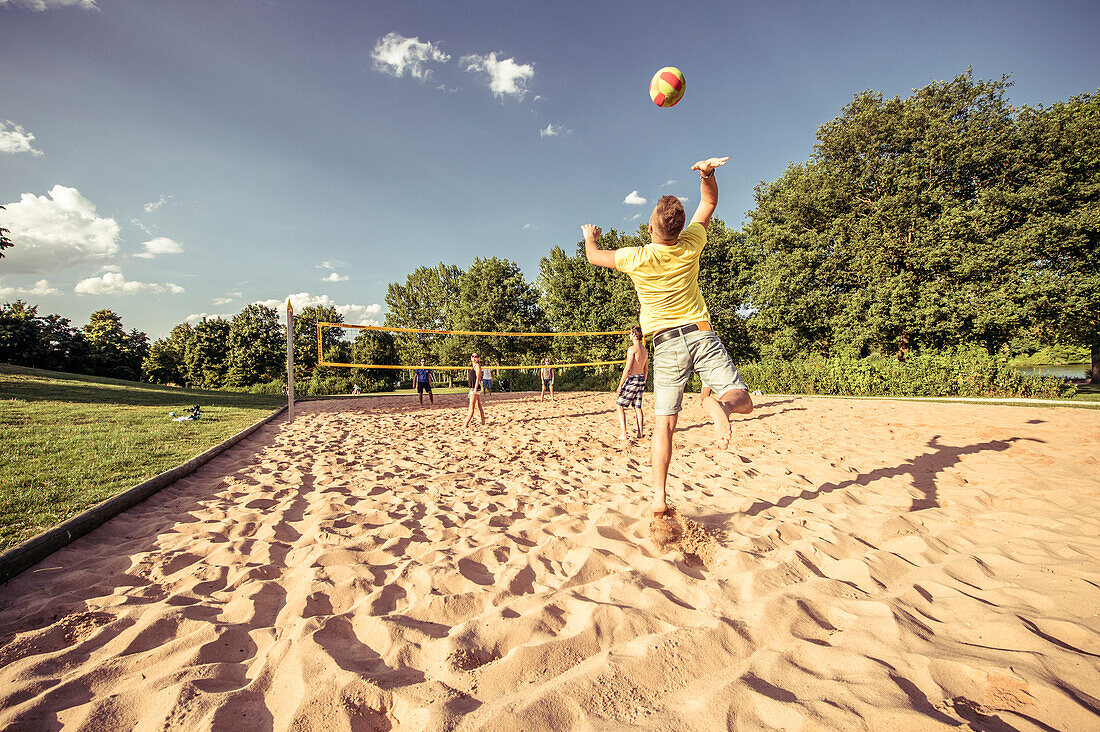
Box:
[1,392,1098,730]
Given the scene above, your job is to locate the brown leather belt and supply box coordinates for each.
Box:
[652,321,711,347]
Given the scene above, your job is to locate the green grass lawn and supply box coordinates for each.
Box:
[0,364,285,551]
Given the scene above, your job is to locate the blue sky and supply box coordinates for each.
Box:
[1,0,1098,339]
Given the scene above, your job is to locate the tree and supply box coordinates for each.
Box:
[226,304,283,386]
[0,205,13,259]
[294,304,342,380]
[38,313,89,373]
[351,328,397,385]
[744,71,1053,360]
[0,300,43,366]
[185,317,230,388]
[538,229,638,365]
[1016,92,1100,382]
[384,263,464,367]
[83,309,148,380]
[698,220,759,363]
[142,339,186,385]
[453,257,547,366]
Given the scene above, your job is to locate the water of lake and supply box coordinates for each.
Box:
[1013,364,1091,379]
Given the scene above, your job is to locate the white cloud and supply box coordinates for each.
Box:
[316,260,344,270]
[678,196,690,203]
[143,194,170,212]
[0,185,120,274]
[0,0,97,11]
[0,120,43,156]
[461,52,534,99]
[623,190,648,205]
[74,271,184,295]
[211,290,242,306]
[371,32,450,81]
[661,179,676,187]
[256,292,383,326]
[133,236,183,259]
[322,272,349,283]
[539,123,570,138]
[185,312,232,323]
[0,279,61,298]
[522,223,533,230]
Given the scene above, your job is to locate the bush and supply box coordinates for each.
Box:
[738,351,1075,399]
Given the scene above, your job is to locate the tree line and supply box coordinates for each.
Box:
[3,71,1096,386]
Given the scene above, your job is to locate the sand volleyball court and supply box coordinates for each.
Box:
[0,392,1098,730]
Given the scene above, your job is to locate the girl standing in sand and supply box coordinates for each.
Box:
[463,352,485,427]
[615,325,649,440]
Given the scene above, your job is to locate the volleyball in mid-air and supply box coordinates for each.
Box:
[650,67,686,107]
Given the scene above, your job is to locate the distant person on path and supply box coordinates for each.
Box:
[463,352,485,427]
[414,358,434,405]
[540,359,555,401]
[615,325,649,440]
[583,156,753,516]
[481,364,492,398]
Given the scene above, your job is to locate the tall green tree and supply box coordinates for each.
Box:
[1016,92,1100,381]
[294,304,342,380]
[142,339,186,385]
[453,256,547,366]
[226,304,283,386]
[83,309,148,380]
[384,263,464,367]
[185,317,230,388]
[0,301,43,366]
[351,328,398,385]
[538,229,637,365]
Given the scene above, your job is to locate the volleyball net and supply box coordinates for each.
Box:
[315,322,631,371]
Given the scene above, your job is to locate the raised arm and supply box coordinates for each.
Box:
[689,156,729,230]
[583,224,616,269]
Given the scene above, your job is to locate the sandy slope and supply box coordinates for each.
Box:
[0,392,1098,730]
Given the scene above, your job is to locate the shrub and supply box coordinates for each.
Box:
[738,351,1074,399]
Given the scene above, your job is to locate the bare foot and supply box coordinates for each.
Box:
[617,432,629,441]
[713,421,731,450]
[651,500,669,517]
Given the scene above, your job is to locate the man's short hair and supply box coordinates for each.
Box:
[630,325,643,341]
[653,195,686,238]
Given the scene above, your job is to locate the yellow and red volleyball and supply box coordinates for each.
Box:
[650,67,686,108]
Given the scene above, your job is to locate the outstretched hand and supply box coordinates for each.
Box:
[691,156,730,176]
[581,224,602,241]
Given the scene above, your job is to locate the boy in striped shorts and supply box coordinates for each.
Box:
[615,325,648,440]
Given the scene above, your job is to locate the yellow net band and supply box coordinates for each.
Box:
[318,359,626,371]
[317,322,630,337]
[314,322,630,371]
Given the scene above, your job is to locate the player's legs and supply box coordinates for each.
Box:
[652,337,691,515]
[633,406,643,438]
[616,405,629,440]
[652,414,678,515]
[463,389,477,427]
[691,332,752,447]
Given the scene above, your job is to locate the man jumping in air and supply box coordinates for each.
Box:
[583,156,753,516]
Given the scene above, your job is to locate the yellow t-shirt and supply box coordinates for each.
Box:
[614,222,710,335]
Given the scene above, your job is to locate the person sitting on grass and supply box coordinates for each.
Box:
[615,325,649,440]
[583,156,753,517]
